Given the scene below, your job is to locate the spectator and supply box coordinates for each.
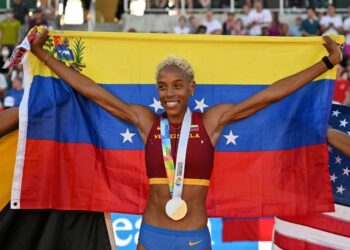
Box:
[0,46,10,101]
[236,19,246,35]
[343,6,350,58]
[320,4,342,35]
[222,12,243,35]
[28,8,48,32]
[10,65,23,83]
[0,9,21,53]
[11,0,29,25]
[289,16,302,36]
[300,7,320,36]
[268,12,285,36]
[3,76,23,108]
[333,69,350,105]
[196,25,207,34]
[202,10,222,34]
[240,4,251,34]
[0,46,10,75]
[247,0,272,36]
[39,0,57,28]
[188,15,198,34]
[174,16,190,34]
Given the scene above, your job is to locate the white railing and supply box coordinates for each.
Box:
[124,0,344,15]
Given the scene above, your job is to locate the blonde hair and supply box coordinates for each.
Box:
[155,56,194,82]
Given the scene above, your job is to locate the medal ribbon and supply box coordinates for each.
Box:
[160,108,191,197]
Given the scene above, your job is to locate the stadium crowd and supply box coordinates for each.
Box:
[1,0,350,110]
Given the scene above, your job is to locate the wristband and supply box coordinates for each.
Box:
[322,56,334,69]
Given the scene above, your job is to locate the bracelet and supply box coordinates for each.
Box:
[322,56,334,69]
[43,53,52,65]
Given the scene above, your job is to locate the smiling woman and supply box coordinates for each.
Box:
[156,58,195,123]
[28,27,342,250]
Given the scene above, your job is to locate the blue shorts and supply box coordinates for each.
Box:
[138,221,211,250]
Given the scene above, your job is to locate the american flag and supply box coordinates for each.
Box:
[273,104,350,249]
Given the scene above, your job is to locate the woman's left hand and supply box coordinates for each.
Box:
[323,35,343,66]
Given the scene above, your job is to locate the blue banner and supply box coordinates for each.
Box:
[111,213,264,249]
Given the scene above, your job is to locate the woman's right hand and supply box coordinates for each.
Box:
[31,27,49,53]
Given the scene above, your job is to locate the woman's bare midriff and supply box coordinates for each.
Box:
[142,184,209,230]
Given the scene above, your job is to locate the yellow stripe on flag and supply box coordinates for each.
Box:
[30,32,344,85]
[0,131,18,210]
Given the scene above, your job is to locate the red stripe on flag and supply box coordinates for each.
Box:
[17,140,333,217]
[281,214,350,238]
[274,231,335,250]
[207,145,333,217]
[20,139,149,213]
[222,218,274,241]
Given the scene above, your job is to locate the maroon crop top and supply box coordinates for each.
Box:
[145,112,214,181]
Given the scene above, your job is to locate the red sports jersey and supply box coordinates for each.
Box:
[145,112,214,185]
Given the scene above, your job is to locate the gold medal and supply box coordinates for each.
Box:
[165,197,187,220]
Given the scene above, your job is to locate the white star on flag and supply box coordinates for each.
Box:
[340,119,349,128]
[120,128,135,143]
[327,145,333,153]
[335,156,342,164]
[149,98,164,112]
[343,167,350,176]
[194,98,209,113]
[224,130,239,145]
[330,173,338,182]
[332,110,341,117]
[347,131,350,136]
[336,185,346,195]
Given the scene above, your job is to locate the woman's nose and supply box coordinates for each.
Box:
[166,88,175,97]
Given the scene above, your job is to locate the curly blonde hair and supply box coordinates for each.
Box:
[155,56,194,82]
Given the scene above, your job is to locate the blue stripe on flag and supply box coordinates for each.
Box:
[27,76,333,151]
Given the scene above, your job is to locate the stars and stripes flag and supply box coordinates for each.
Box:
[9,31,342,217]
[273,104,350,249]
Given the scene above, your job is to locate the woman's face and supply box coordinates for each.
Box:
[157,65,195,121]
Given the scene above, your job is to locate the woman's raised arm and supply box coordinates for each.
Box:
[30,28,156,142]
[204,36,342,145]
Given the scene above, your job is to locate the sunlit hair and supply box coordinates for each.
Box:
[156,56,194,82]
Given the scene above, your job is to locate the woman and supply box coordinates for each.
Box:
[30,28,341,250]
[268,12,286,36]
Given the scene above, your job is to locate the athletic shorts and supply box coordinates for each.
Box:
[138,221,211,250]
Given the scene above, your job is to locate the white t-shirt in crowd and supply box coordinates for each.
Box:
[202,19,222,34]
[241,14,250,27]
[174,26,190,34]
[320,15,343,35]
[247,9,272,35]
[343,17,350,44]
